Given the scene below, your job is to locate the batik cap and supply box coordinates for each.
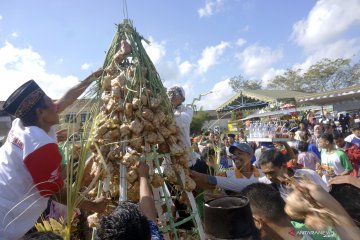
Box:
[2,80,45,118]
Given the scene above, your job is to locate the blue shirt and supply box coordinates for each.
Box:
[220,156,231,168]
[308,143,321,159]
[148,220,164,240]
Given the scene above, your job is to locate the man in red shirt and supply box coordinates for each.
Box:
[334,132,360,177]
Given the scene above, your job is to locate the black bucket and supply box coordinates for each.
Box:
[204,196,255,239]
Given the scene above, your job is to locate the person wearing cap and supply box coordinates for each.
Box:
[191,143,269,193]
[167,86,195,167]
[217,143,261,180]
[0,70,109,239]
[190,148,328,199]
[344,122,360,148]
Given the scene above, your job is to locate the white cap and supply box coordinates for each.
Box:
[168,86,185,98]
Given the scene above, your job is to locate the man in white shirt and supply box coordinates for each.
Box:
[0,70,108,239]
[218,143,262,181]
[167,86,195,167]
[190,148,328,199]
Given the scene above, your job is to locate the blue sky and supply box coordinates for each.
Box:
[1,0,360,110]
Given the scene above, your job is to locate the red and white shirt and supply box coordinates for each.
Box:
[0,118,63,239]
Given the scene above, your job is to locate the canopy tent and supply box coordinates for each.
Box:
[241,105,332,120]
[216,89,310,112]
[296,84,360,105]
[296,85,360,112]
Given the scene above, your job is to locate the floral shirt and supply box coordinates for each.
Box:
[148,220,164,240]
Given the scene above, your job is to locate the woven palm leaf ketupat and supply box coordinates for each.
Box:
[86,19,196,228]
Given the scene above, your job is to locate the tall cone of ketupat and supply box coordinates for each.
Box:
[85,19,196,227]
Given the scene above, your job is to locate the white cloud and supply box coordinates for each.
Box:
[143,37,166,65]
[294,38,360,71]
[292,0,360,51]
[197,41,230,74]
[198,0,224,18]
[56,58,64,64]
[0,42,79,100]
[179,60,194,76]
[0,15,2,20]
[290,0,360,72]
[81,63,92,70]
[156,61,182,84]
[236,38,247,47]
[11,32,18,38]
[195,78,234,110]
[140,37,195,86]
[236,44,283,78]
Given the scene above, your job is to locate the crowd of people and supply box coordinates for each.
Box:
[0,71,359,240]
[188,116,360,239]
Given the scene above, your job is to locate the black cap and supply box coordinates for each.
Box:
[2,80,45,118]
[228,133,235,138]
[204,196,255,239]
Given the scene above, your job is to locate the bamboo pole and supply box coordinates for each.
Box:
[119,164,127,202]
[152,186,171,240]
[154,155,179,240]
[179,170,205,240]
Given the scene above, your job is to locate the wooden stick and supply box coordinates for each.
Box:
[179,169,205,240]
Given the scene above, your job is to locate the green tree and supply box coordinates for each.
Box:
[229,75,262,92]
[267,58,360,93]
[267,69,307,92]
[347,61,360,86]
[303,58,357,92]
[190,111,209,134]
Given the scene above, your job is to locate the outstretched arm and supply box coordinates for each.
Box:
[190,170,263,192]
[296,182,360,239]
[282,142,295,160]
[329,175,360,189]
[55,69,103,113]
[138,162,157,222]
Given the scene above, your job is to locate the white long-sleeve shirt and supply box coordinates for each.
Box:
[212,168,329,199]
[174,104,195,166]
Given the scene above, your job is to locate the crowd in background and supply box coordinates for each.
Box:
[191,112,360,178]
[186,112,360,239]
